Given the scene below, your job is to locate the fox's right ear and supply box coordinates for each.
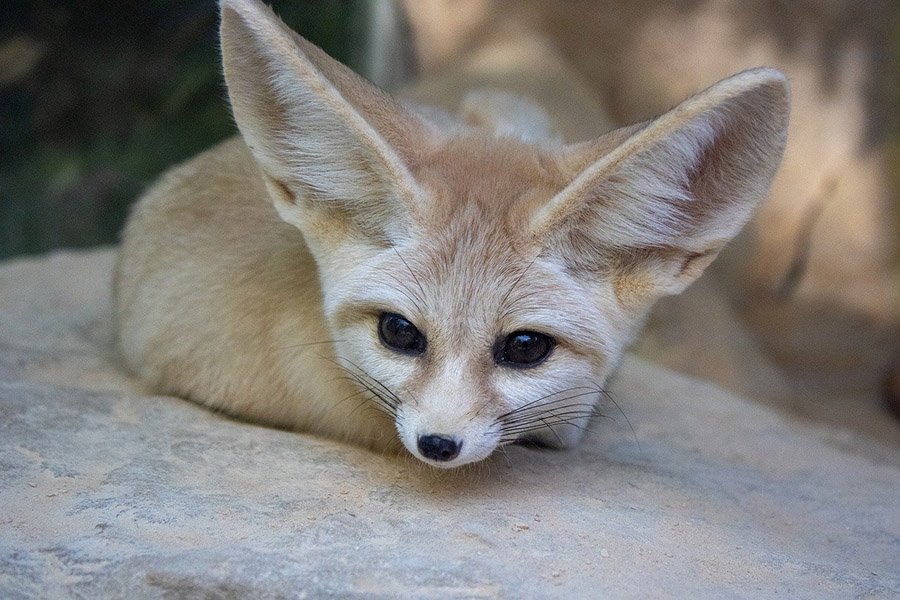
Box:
[219,0,426,245]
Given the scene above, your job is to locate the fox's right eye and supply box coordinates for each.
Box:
[378,312,427,355]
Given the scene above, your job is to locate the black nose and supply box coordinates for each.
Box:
[417,435,461,462]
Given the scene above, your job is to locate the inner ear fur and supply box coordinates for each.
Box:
[534,68,790,298]
[219,0,426,242]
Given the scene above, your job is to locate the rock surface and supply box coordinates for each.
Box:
[1,249,898,598]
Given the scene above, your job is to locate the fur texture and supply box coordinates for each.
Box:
[114,0,789,467]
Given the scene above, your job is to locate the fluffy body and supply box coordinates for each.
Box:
[114,0,790,467]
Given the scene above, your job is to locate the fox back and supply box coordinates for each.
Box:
[114,0,789,467]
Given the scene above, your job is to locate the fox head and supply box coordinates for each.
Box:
[220,0,789,467]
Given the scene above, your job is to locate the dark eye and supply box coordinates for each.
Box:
[378,312,427,355]
[495,331,554,368]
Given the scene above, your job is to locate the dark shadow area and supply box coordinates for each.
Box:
[0,0,366,259]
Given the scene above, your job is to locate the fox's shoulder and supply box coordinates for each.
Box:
[150,136,260,201]
[117,134,298,308]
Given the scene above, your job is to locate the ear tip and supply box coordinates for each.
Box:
[219,0,290,55]
[709,68,791,134]
[219,0,272,29]
[219,0,251,30]
[218,0,244,17]
[218,1,251,55]
[219,0,256,13]
[735,67,792,103]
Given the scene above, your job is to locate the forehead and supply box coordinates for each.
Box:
[410,134,569,232]
[406,209,528,317]
[393,135,600,332]
[392,199,608,356]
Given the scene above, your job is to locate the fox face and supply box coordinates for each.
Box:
[323,198,627,466]
[220,0,789,467]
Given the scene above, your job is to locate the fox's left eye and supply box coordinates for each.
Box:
[495,331,554,368]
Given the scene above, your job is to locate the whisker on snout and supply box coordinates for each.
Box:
[590,382,640,453]
[275,339,403,419]
[316,354,402,419]
[496,386,600,421]
[495,386,613,445]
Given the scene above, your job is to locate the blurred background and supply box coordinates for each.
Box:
[0,0,369,259]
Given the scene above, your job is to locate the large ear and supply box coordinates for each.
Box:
[219,0,425,244]
[532,69,790,302]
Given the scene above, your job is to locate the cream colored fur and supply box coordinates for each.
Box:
[114,0,789,467]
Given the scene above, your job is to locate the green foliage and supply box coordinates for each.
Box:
[0,0,365,259]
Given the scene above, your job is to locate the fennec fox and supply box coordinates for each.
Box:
[114,0,789,468]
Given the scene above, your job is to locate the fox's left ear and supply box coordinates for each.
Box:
[532,69,790,304]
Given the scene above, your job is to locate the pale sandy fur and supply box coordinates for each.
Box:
[115,138,397,449]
